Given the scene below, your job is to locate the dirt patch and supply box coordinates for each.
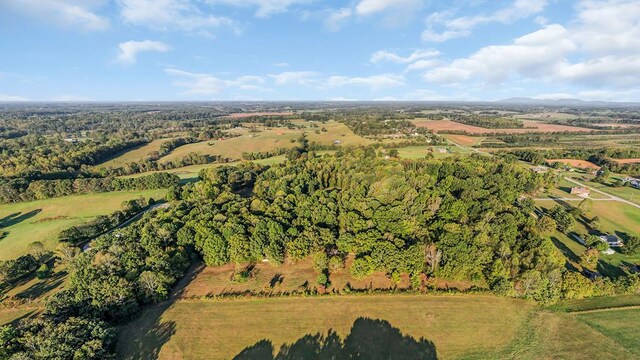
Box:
[547,159,601,170]
[442,134,483,146]
[34,216,70,223]
[415,119,594,134]
[611,158,640,164]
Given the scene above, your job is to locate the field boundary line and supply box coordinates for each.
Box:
[567,304,640,314]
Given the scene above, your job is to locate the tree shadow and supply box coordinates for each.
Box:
[233,317,438,360]
[0,209,41,228]
[15,270,66,301]
[2,310,38,327]
[550,236,580,268]
[270,273,284,288]
[597,260,625,278]
[117,262,204,360]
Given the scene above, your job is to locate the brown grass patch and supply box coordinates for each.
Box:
[442,134,483,146]
[414,119,594,134]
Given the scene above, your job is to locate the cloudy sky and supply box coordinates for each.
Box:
[1,0,639,101]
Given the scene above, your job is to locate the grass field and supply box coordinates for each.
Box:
[0,189,167,260]
[95,138,173,169]
[118,294,534,360]
[158,121,401,164]
[576,309,640,356]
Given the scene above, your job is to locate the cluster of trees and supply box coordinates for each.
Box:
[0,136,147,178]
[0,173,179,203]
[58,197,155,245]
[172,150,574,301]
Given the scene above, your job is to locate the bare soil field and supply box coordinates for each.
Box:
[223,112,294,118]
[442,134,484,146]
[414,119,594,134]
[611,158,640,164]
[547,159,601,170]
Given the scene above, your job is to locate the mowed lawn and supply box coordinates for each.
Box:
[576,309,640,356]
[158,121,394,163]
[0,189,167,260]
[118,294,534,360]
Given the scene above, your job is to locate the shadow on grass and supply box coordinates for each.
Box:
[16,270,66,301]
[234,317,438,360]
[551,236,581,268]
[117,262,204,360]
[0,209,42,228]
[597,260,625,279]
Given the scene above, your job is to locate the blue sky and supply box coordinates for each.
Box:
[1,0,639,101]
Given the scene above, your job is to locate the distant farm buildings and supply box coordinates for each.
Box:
[570,187,590,197]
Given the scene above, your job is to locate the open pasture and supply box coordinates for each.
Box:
[0,189,167,260]
[118,294,533,360]
[95,138,174,169]
[158,121,380,163]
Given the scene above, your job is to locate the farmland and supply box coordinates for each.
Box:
[0,189,167,260]
[413,119,593,134]
[158,121,384,163]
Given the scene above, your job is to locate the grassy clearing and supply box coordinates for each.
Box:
[95,139,172,169]
[118,294,533,360]
[576,309,640,356]
[0,189,167,260]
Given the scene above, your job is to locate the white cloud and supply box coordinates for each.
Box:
[424,0,640,90]
[423,0,548,42]
[51,95,92,101]
[268,71,318,85]
[117,40,171,64]
[206,0,310,18]
[424,24,576,84]
[118,0,236,33]
[324,8,353,32]
[165,68,268,95]
[1,0,109,31]
[370,49,439,64]
[0,94,29,101]
[405,59,441,72]
[326,74,405,90]
[355,0,422,16]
